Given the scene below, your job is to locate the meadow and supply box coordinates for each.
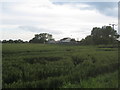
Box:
[2,43,119,88]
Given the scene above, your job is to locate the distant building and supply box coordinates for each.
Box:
[47,37,77,44]
[59,37,77,44]
[47,39,56,44]
[60,37,71,43]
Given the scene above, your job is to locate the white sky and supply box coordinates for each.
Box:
[0,0,118,41]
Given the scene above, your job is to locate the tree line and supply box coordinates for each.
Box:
[1,26,120,45]
[1,39,28,43]
[80,26,119,45]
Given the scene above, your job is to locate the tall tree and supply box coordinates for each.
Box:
[91,26,119,44]
[29,33,53,43]
[80,26,119,45]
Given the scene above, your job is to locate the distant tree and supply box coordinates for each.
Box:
[79,36,94,45]
[2,40,7,43]
[17,39,24,43]
[8,39,14,43]
[2,39,24,43]
[71,38,76,42]
[29,33,53,43]
[80,26,119,45]
[91,26,119,44]
[84,35,94,45]
[24,41,29,43]
[79,39,85,45]
[48,38,55,41]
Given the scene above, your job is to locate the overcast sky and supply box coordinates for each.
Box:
[0,0,118,41]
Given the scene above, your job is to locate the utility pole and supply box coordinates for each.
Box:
[109,23,117,30]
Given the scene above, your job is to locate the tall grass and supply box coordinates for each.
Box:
[2,43,118,88]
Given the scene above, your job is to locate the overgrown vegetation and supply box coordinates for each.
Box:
[80,26,119,45]
[2,44,118,88]
[2,26,120,45]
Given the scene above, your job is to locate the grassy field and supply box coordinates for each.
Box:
[2,43,118,88]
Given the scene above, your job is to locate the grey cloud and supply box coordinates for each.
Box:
[53,2,118,17]
[83,2,118,17]
[18,26,63,34]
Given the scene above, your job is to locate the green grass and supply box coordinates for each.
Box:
[2,43,118,88]
[62,71,118,88]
